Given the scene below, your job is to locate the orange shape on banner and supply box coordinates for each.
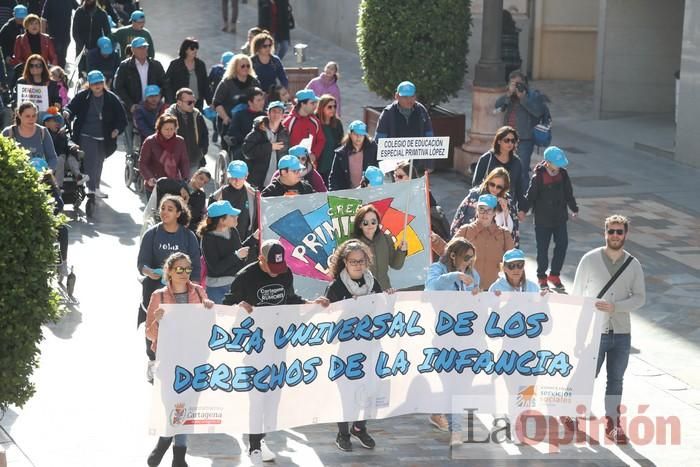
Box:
[381,207,415,236]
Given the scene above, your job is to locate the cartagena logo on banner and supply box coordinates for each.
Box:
[260,178,431,294]
[169,403,223,427]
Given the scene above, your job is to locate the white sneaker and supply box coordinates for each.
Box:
[249,449,263,466]
[450,431,463,447]
[260,439,276,462]
[94,188,108,198]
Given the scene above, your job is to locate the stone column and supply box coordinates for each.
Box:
[455,0,507,176]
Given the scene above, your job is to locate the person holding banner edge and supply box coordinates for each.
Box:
[326,239,395,451]
[145,251,214,467]
[351,204,407,290]
[222,239,330,465]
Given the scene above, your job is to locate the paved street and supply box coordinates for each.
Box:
[2,1,699,466]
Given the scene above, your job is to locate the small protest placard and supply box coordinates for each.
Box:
[377,136,450,160]
[16,84,49,111]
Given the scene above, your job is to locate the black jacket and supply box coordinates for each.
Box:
[328,141,378,191]
[243,124,289,189]
[187,188,206,232]
[375,101,433,139]
[113,56,167,113]
[525,163,578,227]
[164,57,210,108]
[201,228,257,279]
[227,108,265,149]
[85,48,119,84]
[258,0,291,42]
[44,0,79,42]
[325,276,382,303]
[210,183,258,240]
[164,103,209,166]
[472,150,528,212]
[223,261,304,306]
[71,4,110,52]
[261,178,313,197]
[0,18,22,60]
[15,78,61,109]
[65,88,127,157]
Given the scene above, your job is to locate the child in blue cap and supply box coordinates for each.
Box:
[489,248,543,293]
[525,146,578,292]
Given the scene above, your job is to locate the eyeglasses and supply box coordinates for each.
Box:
[346,259,366,266]
[29,63,43,69]
[188,45,199,50]
[361,219,378,227]
[326,105,336,109]
[607,229,625,236]
[173,266,193,274]
[506,262,525,270]
[488,182,504,191]
[502,138,517,144]
[395,173,407,180]
[477,207,493,214]
[261,43,272,48]
[183,100,195,105]
[240,63,250,69]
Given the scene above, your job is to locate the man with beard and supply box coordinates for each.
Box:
[571,214,646,444]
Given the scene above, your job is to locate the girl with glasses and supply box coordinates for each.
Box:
[450,166,520,246]
[325,239,393,452]
[471,126,528,225]
[350,204,407,290]
[164,37,209,110]
[489,248,543,294]
[250,32,288,94]
[144,251,213,466]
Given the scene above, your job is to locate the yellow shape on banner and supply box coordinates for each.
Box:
[395,225,424,256]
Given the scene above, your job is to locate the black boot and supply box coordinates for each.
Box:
[147,437,172,466]
[172,445,188,467]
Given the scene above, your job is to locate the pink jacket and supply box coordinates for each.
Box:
[306,74,341,116]
[145,282,208,352]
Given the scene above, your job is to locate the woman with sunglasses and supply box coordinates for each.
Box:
[489,248,543,294]
[425,237,480,442]
[471,126,528,223]
[144,251,213,467]
[315,94,344,184]
[451,167,520,246]
[328,120,377,191]
[250,32,288,94]
[137,195,201,364]
[325,239,392,452]
[164,38,209,110]
[351,204,407,290]
[212,53,260,143]
[14,54,60,109]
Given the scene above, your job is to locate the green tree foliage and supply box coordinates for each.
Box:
[358,0,471,106]
[0,136,62,411]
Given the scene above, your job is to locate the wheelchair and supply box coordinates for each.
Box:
[124,128,144,193]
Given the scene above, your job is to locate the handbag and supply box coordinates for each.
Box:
[596,255,634,299]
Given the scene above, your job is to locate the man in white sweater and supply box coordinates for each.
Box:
[571,214,646,444]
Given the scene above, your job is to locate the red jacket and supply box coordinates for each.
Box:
[282,108,326,162]
[138,134,190,184]
[12,33,58,66]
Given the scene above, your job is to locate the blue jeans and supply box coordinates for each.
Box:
[534,223,568,277]
[517,139,535,189]
[276,39,290,60]
[596,332,631,423]
[207,285,230,305]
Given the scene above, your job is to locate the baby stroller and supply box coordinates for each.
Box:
[124,128,144,193]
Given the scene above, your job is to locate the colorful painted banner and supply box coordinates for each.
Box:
[148,292,603,435]
[259,178,432,297]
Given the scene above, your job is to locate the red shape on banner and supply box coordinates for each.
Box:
[368,198,393,218]
[382,207,415,237]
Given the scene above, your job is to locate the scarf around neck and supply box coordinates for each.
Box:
[156,133,178,153]
[340,268,375,297]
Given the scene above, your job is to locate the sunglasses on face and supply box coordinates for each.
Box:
[261,43,272,48]
[188,45,198,50]
[346,259,366,266]
[361,219,378,227]
[29,63,43,69]
[607,229,625,236]
[488,182,504,191]
[183,100,195,105]
[502,137,517,144]
[240,63,250,69]
[506,262,525,270]
[173,266,193,274]
[395,173,407,180]
[326,105,336,109]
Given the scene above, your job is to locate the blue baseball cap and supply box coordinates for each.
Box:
[131,37,149,49]
[131,10,145,22]
[396,81,416,97]
[13,5,27,19]
[227,160,248,179]
[288,145,308,158]
[41,112,64,125]
[266,100,285,111]
[86,70,105,84]
[97,36,113,55]
[503,248,526,263]
[207,200,241,218]
[144,84,161,97]
[348,120,367,136]
[295,89,318,103]
[363,166,384,186]
[221,51,235,67]
[29,157,49,172]
[477,194,498,209]
[543,146,569,168]
[278,155,303,171]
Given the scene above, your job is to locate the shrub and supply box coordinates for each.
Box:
[0,136,62,411]
[357,0,472,107]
